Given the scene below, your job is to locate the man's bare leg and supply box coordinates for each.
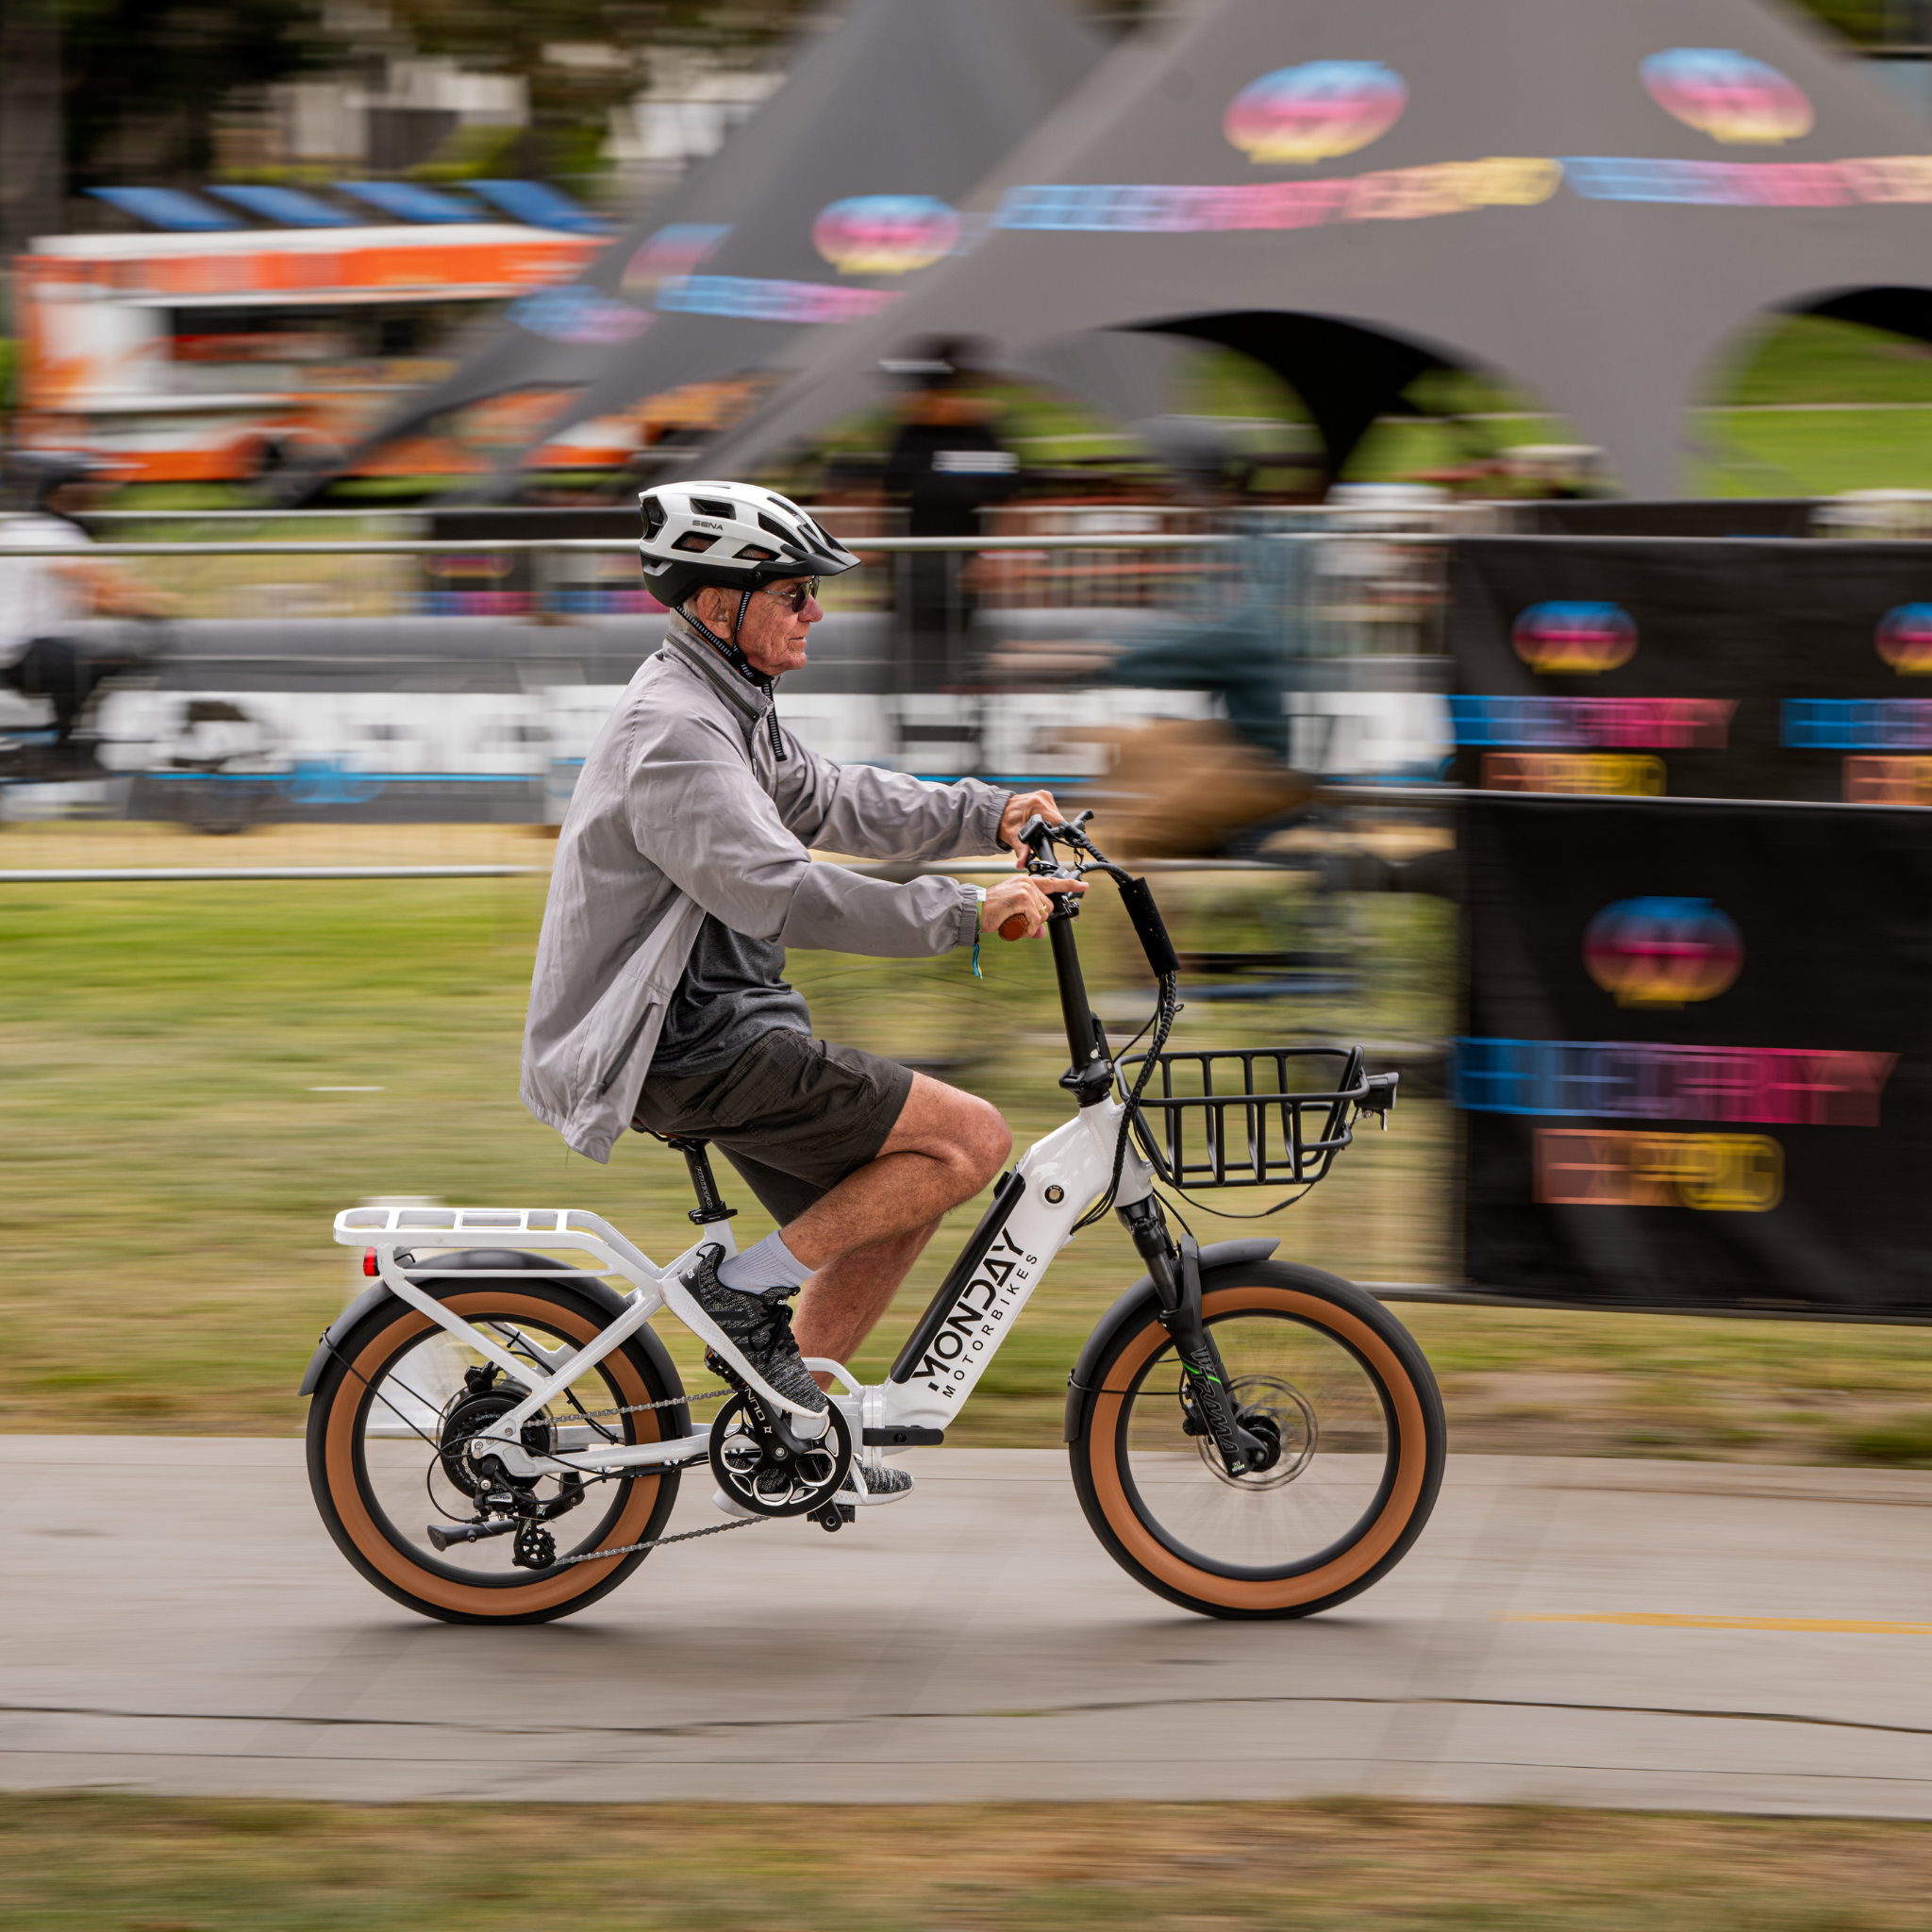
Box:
[783,1072,1009,1367]
[791,1221,941,1383]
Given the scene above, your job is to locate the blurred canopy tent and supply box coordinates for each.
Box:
[338,0,1107,484]
[693,0,1932,497]
[208,184,358,227]
[85,186,241,232]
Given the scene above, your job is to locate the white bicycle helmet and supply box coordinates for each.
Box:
[637,479,860,612]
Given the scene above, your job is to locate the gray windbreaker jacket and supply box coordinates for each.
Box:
[522,616,1009,1160]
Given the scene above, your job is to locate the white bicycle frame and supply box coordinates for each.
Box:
[330,1092,1155,1481]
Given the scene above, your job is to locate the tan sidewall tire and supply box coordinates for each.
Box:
[316,1288,672,1621]
[1083,1279,1440,1616]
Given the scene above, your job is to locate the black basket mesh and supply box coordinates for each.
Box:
[1119,1045,1369,1190]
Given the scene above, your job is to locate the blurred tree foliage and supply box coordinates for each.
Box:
[46,0,1917,196]
[58,0,336,187]
[1798,0,1899,42]
[388,0,810,179]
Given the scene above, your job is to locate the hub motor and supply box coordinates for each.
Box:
[439,1368,554,1499]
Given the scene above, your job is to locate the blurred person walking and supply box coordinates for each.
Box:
[881,340,1020,692]
[522,478,1080,1515]
[0,453,173,770]
[1087,527,1314,858]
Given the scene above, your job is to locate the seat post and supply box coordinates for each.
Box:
[670,1137,738,1227]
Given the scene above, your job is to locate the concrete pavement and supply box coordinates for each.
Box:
[2,1440,1928,1813]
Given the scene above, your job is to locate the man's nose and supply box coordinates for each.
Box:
[800,595,824,624]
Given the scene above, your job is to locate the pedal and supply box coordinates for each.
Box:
[426,1517,516,1551]
[810,1502,847,1533]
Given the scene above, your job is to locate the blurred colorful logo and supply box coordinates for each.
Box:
[1584,897,1743,1009]
[622,224,729,299]
[1876,604,1932,674]
[1511,601,1639,675]
[812,196,961,275]
[1224,60,1408,165]
[1641,49,1814,145]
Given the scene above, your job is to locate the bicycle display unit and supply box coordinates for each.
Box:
[303,815,1446,1623]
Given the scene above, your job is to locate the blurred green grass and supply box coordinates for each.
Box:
[6,1792,1932,1931]
[3,874,1930,1459]
[1348,316,1932,495]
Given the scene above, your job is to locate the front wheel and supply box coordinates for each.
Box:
[1069,1261,1445,1619]
[306,1273,688,1624]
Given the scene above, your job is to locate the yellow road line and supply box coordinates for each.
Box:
[1509,1613,1932,1635]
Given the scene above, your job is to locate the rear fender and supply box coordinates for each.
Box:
[296,1249,684,1431]
[1061,1238,1279,1443]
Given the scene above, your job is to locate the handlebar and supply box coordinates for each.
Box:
[1000,810,1181,981]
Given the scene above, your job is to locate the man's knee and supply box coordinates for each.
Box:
[946,1091,1010,1184]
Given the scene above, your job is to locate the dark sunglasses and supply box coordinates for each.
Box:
[757,577,821,614]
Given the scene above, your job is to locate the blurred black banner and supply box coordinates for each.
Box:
[1519,501,1815,540]
[1457,793,1932,1316]
[1448,538,1932,803]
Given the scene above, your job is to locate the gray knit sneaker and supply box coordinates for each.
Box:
[678,1243,827,1414]
[845,1462,914,1507]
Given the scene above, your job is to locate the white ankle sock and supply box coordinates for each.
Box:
[715,1230,809,1295]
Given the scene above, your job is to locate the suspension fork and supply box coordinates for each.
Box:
[1115,1198,1266,1476]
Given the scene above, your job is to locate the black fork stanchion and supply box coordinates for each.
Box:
[1116,1202,1263,1477]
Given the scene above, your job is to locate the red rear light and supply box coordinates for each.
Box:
[362,1249,378,1277]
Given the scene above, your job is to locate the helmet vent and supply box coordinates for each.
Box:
[757,511,803,547]
[639,494,667,540]
[688,496,738,521]
[734,544,777,562]
[673,531,719,553]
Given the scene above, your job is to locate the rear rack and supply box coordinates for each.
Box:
[1119,1045,1394,1190]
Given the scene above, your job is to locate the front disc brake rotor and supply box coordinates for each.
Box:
[1195,1374,1318,1490]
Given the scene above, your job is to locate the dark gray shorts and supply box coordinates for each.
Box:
[631,1028,915,1226]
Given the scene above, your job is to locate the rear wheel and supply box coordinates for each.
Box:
[1070,1261,1444,1619]
[306,1275,688,1624]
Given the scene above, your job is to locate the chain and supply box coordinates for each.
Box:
[549,1509,769,1567]
[560,1384,731,1423]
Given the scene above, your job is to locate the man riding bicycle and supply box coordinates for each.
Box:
[522,479,1082,1510]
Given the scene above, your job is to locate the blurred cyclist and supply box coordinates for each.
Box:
[0,453,174,767]
[522,480,1083,1510]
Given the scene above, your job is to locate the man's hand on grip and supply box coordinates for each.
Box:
[996,790,1065,868]
[982,874,1085,941]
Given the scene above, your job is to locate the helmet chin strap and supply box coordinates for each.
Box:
[678,587,788,762]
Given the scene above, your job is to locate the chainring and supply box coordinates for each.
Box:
[707,1389,852,1518]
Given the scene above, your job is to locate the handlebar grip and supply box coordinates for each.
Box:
[998,912,1030,941]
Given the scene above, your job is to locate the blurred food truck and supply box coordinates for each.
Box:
[14,221,601,483]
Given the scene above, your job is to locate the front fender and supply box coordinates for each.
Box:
[1061,1237,1280,1443]
[295,1249,673,1407]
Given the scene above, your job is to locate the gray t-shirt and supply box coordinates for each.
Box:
[649,913,810,1079]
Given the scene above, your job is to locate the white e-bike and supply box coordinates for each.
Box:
[303,815,1446,1624]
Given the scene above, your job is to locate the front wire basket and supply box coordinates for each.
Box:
[1118,1044,1376,1190]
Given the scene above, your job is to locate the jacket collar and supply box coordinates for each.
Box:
[663,611,771,725]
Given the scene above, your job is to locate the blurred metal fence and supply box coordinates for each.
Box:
[0,508,1491,846]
